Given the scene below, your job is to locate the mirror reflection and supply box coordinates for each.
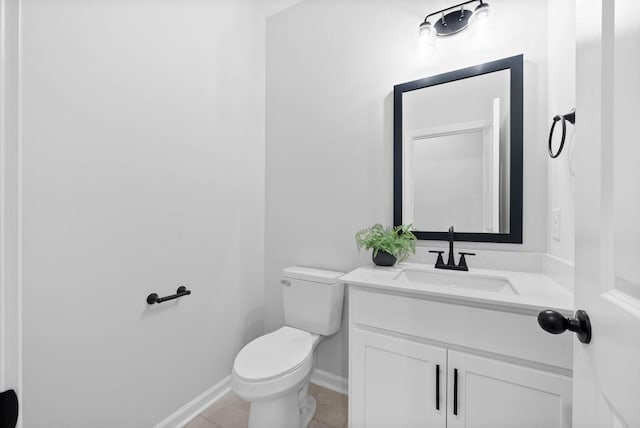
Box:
[402,69,510,233]
[393,55,523,243]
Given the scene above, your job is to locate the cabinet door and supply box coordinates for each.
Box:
[350,328,446,428]
[447,350,572,428]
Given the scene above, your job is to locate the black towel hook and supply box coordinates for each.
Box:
[548,108,575,158]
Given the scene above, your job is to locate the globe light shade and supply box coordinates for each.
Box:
[473,2,490,22]
[419,20,436,39]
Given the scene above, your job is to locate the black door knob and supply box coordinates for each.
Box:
[0,389,18,428]
[537,309,592,344]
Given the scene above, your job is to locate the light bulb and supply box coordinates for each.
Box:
[474,2,490,22]
[419,20,436,39]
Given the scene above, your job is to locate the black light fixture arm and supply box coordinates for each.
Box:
[421,0,485,23]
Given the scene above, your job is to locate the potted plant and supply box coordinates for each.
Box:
[355,224,417,266]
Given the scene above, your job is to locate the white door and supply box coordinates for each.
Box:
[0,0,20,406]
[573,1,640,427]
[350,328,446,428]
[447,350,572,428]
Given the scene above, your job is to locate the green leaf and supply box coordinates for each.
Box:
[355,223,417,261]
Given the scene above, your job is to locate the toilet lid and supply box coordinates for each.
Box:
[234,326,313,381]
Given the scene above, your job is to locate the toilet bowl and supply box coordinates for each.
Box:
[232,327,322,428]
[231,267,345,428]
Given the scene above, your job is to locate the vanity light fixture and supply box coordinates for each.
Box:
[419,0,491,38]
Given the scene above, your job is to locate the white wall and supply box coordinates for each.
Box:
[266,0,550,379]
[547,0,576,266]
[13,1,265,426]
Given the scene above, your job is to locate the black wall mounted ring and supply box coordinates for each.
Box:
[548,109,575,158]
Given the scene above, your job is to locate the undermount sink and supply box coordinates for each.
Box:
[393,268,518,295]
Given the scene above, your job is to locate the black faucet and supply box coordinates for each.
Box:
[429,226,475,271]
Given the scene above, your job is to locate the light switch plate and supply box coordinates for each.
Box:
[552,208,561,241]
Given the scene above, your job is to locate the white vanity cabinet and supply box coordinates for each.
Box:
[351,327,447,428]
[446,350,571,428]
[348,286,573,428]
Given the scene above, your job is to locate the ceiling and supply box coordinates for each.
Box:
[249,0,304,18]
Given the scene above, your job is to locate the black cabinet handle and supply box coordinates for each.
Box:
[537,309,592,344]
[147,286,191,305]
[453,368,458,415]
[435,364,440,410]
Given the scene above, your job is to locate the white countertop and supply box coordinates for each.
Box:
[340,262,574,315]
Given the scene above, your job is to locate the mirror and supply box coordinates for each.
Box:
[394,55,523,243]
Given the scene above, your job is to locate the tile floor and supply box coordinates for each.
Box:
[184,383,348,428]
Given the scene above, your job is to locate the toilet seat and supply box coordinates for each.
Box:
[234,326,313,382]
[231,327,319,401]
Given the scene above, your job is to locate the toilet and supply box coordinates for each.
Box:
[231,266,345,428]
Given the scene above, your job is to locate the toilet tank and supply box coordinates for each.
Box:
[281,266,345,336]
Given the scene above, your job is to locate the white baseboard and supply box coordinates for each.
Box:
[310,368,348,396]
[154,375,231,428]
[156,369,348,428]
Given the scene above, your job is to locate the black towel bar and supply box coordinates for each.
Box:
[147,286,191,305]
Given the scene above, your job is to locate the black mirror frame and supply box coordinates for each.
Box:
[393,54,523,243]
